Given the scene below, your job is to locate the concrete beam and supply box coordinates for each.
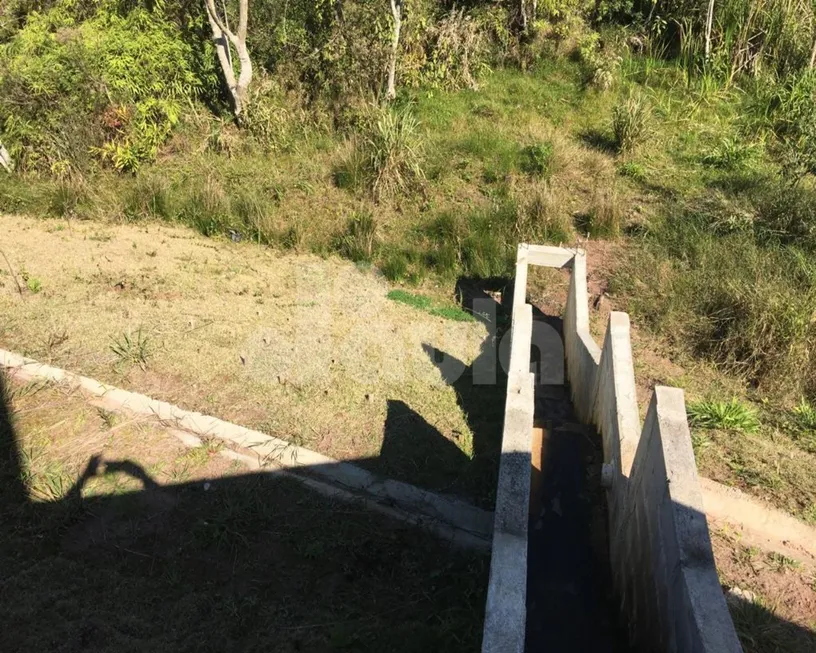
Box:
[525,243,575,268]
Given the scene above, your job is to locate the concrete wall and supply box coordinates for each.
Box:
[616,388,743,652]
[563,250,601,424]
[562,250,743,652]
[482,251,536,653]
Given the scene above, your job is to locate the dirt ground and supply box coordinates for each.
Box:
[0,372,488,653]
[712,528,816,653]
[0,214,505,504]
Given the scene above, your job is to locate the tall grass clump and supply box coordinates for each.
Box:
[123,175,172,222]
[336,210,378,263]
[177,176,234,237]
[611,92,651,154]
[521,184,573,243]
[359,107,425,199]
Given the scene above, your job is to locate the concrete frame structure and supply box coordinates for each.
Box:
[481,244,742,653]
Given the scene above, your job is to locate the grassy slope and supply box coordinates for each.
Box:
[2,53,816,522]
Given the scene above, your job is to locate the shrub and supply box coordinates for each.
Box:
[687,398,760,433]
[421,9,488,91]
[359,107,425,199]
[611,91,651,153]
[576,30,621,90]
[0,5,214,173]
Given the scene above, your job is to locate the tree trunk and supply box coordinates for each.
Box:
[704,0,715,60]
[0,141,12,173]
[386,0,402,100]
[519,0,528,33]
[204,0,253,119]
[810,33,816,68]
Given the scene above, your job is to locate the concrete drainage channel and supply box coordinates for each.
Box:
[482,244,743,653]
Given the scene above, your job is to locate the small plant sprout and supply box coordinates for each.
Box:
[110,328,152,370]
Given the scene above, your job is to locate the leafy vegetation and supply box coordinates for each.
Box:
[688,399,760,433]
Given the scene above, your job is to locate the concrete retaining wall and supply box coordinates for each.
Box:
[562,250,743,652]
[617,388,742,652]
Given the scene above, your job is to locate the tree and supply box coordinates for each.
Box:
[204,0,253,118]
[386,0,403,100]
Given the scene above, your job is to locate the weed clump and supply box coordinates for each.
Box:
[611,92,651,154]
[110,328,151,370]
[688,398,760,433]
[359,107,425,199]
[337,211,378,263]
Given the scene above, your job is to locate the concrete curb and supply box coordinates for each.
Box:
[700,477,816,565]
[0,348,492,550]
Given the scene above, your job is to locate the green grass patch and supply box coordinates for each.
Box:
[387,290,475,322]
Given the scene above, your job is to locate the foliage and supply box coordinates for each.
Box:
[687,398,760,433]
[658,0,816,84]
[521,142,554,177]
[576,30,621,90]
[701,137,758,170]
[755,72,816,184]
[792,399,816,432]
[0,2,216,173]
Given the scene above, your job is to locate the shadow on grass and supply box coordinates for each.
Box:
[0,374,488,653]
[579,128,619,155]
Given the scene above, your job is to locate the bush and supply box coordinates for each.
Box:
[611,91,651,154]
[0,5,215,173]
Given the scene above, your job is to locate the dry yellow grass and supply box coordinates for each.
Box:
[0,215,488,495]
